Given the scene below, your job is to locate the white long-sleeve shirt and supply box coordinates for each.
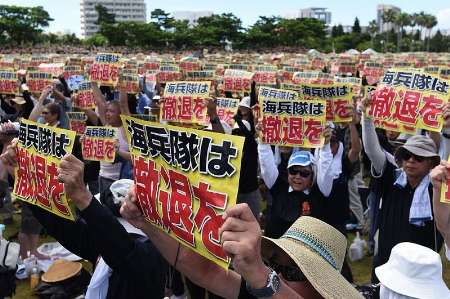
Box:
[258,143,334,197]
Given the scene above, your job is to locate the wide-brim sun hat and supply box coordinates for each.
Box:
[261,216,363,299]
[41,260,82,283]
[375,242,450,299]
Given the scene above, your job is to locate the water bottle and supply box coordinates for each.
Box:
[30,265,40,289]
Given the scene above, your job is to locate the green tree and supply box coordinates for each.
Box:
[424,14,437,51]
[0,5,53,45]
[95,4,115,25]
[381,9,398,49]
[367,20,378,48]
[352,17,361,34]
[331,24,344,38]
[394,12,411,52]
[150,8,174,30]
[246,16,280,48]
[191,13,243,48]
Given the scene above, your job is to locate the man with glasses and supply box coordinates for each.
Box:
[361,100,448,282]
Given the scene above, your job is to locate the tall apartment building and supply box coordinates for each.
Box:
[285,7,332,26]
[80,0,146,38]
[377,4,401,33]
[172,11,213,26]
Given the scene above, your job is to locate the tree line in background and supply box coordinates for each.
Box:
[1,4,449,52]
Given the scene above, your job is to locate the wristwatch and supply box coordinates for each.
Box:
[246,269,281,297]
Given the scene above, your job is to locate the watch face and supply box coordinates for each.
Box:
[270,272,281,292]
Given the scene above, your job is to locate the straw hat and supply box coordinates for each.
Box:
[41,259,82,283]
[261,216,363,299]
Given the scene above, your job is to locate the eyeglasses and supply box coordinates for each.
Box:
[42,111,49,115]
[288,168,312,178]
[266,258,307,282]
[401,150,425,163]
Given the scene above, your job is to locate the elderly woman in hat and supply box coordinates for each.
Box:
[360,97,450,282]
[121,192,364,299]
[257,124,336,239]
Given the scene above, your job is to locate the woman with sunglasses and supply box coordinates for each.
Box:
[360,96,450,283]
[28,85,64,128]
[257,124,335,239]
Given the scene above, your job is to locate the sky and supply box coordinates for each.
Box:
[2,0,450,37]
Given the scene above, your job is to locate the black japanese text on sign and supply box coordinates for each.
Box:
[368,69,450,134]
[259,87,326,148]
[13,119,77,221]
[121,115,244,269]
[160,81,211,125]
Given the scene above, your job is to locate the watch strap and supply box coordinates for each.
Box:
[245,269,280,298]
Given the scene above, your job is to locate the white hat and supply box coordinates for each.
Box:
[375,242,450,299]
[238,96,251,109]
[206,120,232,135]
[233,119,251,132]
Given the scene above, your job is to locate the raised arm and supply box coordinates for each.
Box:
[91,82,108,125]
[315,128,334,197]
[430,161,450,248]
[258,143,279,189]
[28,85,52,122]
[347,113,362,163]
[119,90,131,116]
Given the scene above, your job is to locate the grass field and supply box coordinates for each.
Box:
[4,214,450,298]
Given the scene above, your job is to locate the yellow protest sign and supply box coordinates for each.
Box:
[160,81,211,124]
[209,98,239,126]
[440,68,450,80]
[301,83,353,122]
[258,87,326,147]
[223,69,254,93]
[13,119,77,221]
[368,69,450,134]
[121,115,244,269]
[185,70,216,81]
[74,81,96,109]
[66,112,87,135]
[81,126,117,163]
[440,156,450,204]
[118,72,140,94]
[90,53,122,86]
[26,71,53,95]
[0,70,19,95]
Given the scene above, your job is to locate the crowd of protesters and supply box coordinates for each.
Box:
[0,50,450,299]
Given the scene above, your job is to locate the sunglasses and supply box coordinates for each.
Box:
[288,168,312,178]
[401,150,426,163]
[42,111,49,115]
[266,258,307,282]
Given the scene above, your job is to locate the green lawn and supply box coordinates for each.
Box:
[4,215,450,298]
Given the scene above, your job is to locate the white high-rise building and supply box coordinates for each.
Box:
[285,8,332,26]
[80,0,146,38]
[172,11,213,26]
[377,4,401,33]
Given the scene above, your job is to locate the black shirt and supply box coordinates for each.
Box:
[314,154,355,235]
[374,162,439,275]
[265,175,319,238]
[28,198,167,299]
